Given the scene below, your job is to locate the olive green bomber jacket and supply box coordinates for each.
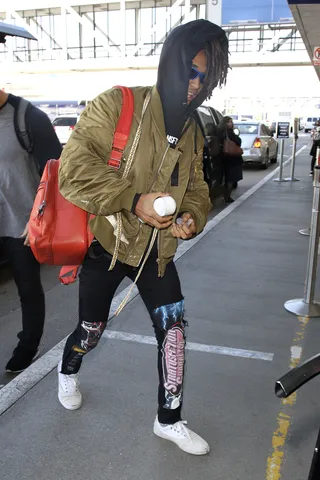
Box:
[58,86,210,276]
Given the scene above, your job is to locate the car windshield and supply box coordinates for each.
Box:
[197,107,215,136]
[234,123,259,135]
[52,117,77,127]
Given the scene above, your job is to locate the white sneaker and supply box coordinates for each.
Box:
[153,416,210,455]
[57,361,82,410]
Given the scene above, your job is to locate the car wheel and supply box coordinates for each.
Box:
[261,152,269,169]
[270,146,278,164]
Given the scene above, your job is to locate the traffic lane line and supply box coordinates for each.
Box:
[0,330,274,417]
[104,330,274,361]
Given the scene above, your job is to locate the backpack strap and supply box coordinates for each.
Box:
[59,266,80,285]
[59,87,134,286]
[14,97,33,153]
[108,86,134,169]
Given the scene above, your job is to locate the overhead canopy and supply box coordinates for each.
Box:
[0,21,37,44]
[288,0,320,80]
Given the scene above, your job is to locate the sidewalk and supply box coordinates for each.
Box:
[1,150,319,480]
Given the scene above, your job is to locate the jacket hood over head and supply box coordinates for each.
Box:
[156,19,228,146]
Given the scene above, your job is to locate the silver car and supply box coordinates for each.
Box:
[52,114,79,145]
[234,121,278,169]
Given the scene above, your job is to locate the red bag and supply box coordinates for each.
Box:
[29,86,134,285]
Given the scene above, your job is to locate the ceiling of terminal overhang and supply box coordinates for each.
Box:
[288,0,320,81]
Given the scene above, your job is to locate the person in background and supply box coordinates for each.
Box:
[310,125,320,176]
[311,120,320,141]
[0,88,62,373]
[218,116,243,203]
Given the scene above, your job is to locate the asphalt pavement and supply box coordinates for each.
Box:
[1,136,307,386]
[1,134,319,480]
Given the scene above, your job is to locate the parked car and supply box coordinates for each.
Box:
[195,105,224,198]
[233,121,278,169]
[52,114,79,145]
[304,117,320,133]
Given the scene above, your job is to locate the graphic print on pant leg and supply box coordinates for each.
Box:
[162,325,185,409]
[152,300,186,410]
[63,321,107,374]
[80,321,106,351]
[153,300,185,331]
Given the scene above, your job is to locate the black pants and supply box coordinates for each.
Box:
[61,241,185,424]
[311,156,316,172]
[0,237,45,351]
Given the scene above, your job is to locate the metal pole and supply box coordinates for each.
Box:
[285,117,300,181]
[279,139,284,181]
[285,148,320,317]
[274,139,288,182]
[6,9,14,63]
[285,134,299,181]
[304,166,320,304]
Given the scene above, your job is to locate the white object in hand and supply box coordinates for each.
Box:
[153,196,176,217]
[176,217,193,226]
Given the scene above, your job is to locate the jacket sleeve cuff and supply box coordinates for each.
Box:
[131,193,142,214]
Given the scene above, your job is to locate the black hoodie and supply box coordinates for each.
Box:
[157,19,228,147]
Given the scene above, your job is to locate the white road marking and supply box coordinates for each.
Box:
[0,146,305,416]
[105,330,274,361]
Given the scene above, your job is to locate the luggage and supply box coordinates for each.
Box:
[28,86,134,285]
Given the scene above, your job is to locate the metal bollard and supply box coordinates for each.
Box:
[285,138,300,181]
[274,139,288,182]
[285,118,300,182]
[298,146,320,235]
[285,147,320,317]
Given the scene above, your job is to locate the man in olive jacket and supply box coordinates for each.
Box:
[57,19,229,455]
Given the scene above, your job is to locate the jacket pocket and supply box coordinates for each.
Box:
[120,211,140,242]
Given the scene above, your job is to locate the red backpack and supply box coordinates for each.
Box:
[29,86,134,285]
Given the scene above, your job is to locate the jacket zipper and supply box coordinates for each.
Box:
[129,144,171,269]
[150,144,170,191]
[151,144,171,275]
[123,144,171,268]
[151,144,170,275]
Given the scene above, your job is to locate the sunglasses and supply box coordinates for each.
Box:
[189,66,206,84]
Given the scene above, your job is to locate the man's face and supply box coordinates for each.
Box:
[187,50,207,104]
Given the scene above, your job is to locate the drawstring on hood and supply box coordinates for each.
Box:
[157,19,229,147]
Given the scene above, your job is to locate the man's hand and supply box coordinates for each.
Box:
[171,212,196,240]
[21,222,30,246]
[135,192,173,229]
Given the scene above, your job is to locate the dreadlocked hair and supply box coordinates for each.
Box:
[204,36,230,99]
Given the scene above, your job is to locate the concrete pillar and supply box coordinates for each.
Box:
[120,0,126,57]
[206,0,222,26]
[184,0,190,20]
[61,5,69,60]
